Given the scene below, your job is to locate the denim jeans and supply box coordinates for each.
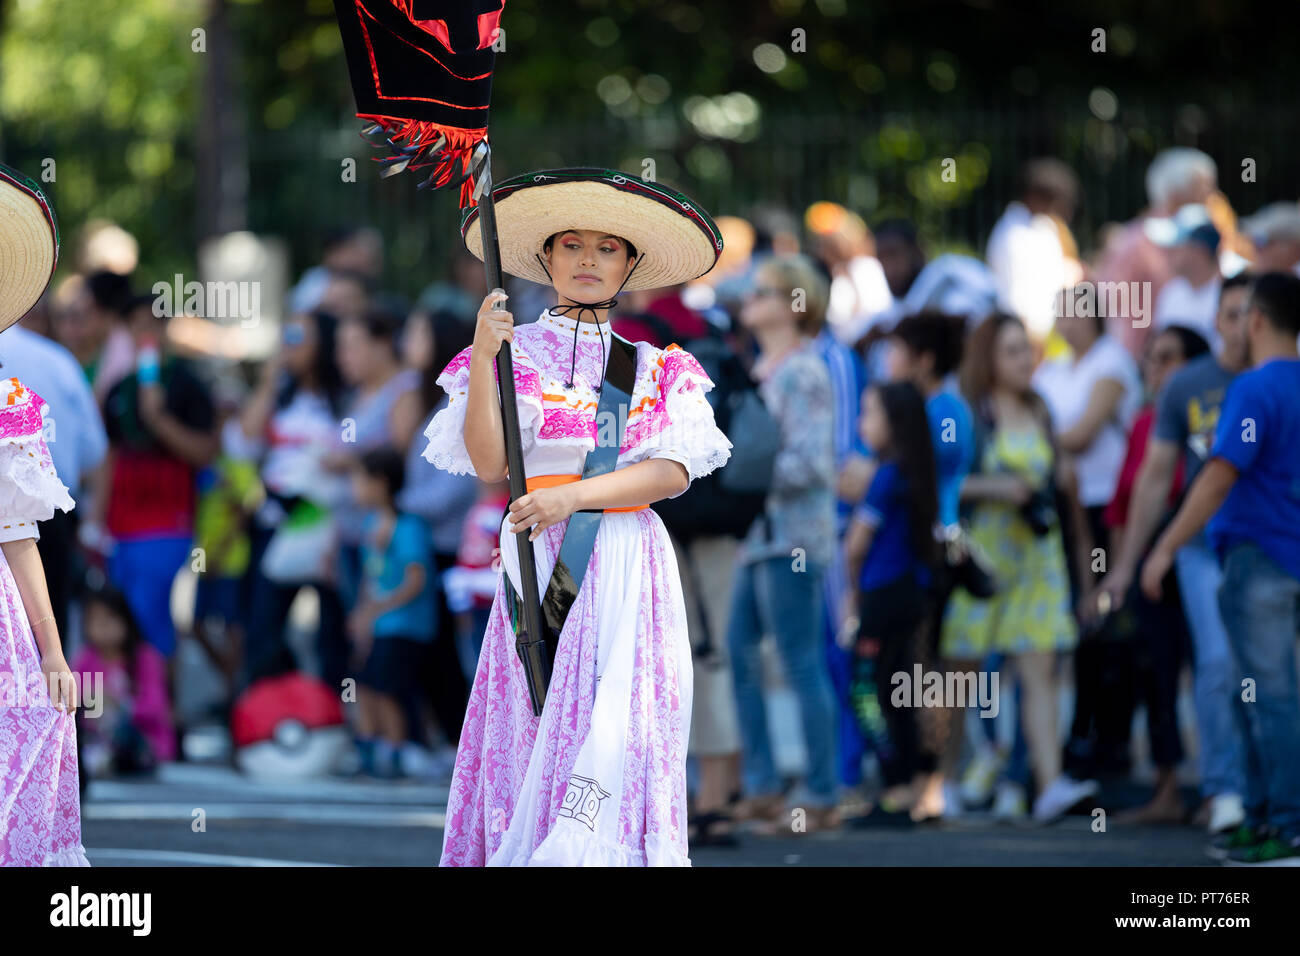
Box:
[1175,532,1247,798]
[823,544,866,788]
[728,556,838,806]
[1217,541,1300,838]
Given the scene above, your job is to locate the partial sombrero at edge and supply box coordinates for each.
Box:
[460,168,723,292]
[0,163,59,333]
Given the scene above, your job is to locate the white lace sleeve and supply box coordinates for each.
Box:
[421,344,546,476]
[0,380,76,542]
[621,345,733,500]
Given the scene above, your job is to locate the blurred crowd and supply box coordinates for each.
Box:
[14,147,1300,863]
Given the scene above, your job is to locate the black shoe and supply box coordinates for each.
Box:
[845,804,915,829]
[1207,824,1265,861]
[689,811,740,848]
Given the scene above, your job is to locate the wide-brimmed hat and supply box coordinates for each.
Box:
[460,168,722,292]
[0,163,59,332]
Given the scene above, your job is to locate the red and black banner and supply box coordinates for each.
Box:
[333,0,506,206]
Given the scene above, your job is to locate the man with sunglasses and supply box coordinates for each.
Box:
[1092,270,1254,839]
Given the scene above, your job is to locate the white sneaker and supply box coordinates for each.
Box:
[1032,775,1099,824]
[960,746,1003,807]
[1208,793,1245,835]
[992,781,1028,821]
[398,742,436,778]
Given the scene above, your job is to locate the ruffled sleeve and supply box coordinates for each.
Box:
[0,379,76,543]
[621,344,733,499]
[421,343,547,476]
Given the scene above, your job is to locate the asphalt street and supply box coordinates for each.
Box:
[80,763,1214,867]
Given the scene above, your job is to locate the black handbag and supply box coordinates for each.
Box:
[941,523,998,599]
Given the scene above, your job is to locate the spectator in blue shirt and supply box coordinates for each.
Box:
[349,445,438,779]
[884,311,979,817]
[886,310,975,529]
[1142,271,1300,865]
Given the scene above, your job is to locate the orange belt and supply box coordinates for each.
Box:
[524,473,648,512]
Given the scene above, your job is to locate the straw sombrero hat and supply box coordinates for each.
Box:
[0,163,59,332]
[461,168,723,292]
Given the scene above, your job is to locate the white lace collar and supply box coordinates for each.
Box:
[535,307,614,343]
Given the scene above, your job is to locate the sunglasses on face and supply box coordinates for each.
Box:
[1147,348,1181,366]
[751,285,787,300]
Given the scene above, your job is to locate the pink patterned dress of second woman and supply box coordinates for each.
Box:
[0,378,88,866]
[423,309,733,866]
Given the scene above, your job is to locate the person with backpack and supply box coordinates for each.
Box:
[622,292,780,847]
[726,254,841,833]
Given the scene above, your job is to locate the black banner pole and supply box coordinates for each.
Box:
[472,148,551,716]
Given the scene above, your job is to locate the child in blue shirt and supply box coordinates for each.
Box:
[348,445,438,778]
[844,381,940,816]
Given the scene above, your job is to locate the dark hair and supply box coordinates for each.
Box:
[86,270,133,316]
[277,309,347,418]
[1221,271,1254,296]
[359,445,406,502]
[123,292,161,321]
[1248,271,1300,336]
[346,301,405,358]
[322,225,369,257]
[543,231,638,262]
[961,311,1021,405]
[869,381,940,569]
[416,308,476,415]
[873,218,920,247]
[890,310,967,378]
[1056,283,1107,336]
[82,582,147,696]
[1156,324,1212,362]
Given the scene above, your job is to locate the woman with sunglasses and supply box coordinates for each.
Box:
[725,254,840,832]
[1094,323,1209,824]
[233,310,351,688]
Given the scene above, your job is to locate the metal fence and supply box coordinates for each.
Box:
[10,102,1297,299]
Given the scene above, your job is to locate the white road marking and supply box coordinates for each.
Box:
[85,803,446,827]
[86,848,343,867]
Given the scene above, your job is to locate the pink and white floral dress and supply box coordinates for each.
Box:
[0,378,86,866]
[424,308,732,866]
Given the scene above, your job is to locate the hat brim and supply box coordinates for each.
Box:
[461,168,722,292]
[0,164,58,332]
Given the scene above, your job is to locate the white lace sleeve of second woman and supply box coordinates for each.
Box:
[0,379,76,543]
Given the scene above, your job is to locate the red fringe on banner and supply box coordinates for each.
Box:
[357,115,487,208]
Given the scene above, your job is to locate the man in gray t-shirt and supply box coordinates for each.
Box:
[1153,353,1235,490]
[1093,272,1253,834]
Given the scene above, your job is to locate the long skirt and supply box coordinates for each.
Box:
[439,508,694,866]
[0,551,90,866]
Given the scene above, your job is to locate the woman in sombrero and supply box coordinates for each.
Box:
[424,169,733,866]
[0,163,88,866]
